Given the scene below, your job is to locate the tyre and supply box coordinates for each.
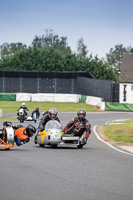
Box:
[39,144,44,147]
[51,144,57,148]
[77,144,83,148]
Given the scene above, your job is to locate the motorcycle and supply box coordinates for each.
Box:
[35,120,88,148]
[0,121,14,150]
[17,108,26,123]
[36,120,63,148]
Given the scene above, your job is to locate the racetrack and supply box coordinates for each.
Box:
[0,112,133,200]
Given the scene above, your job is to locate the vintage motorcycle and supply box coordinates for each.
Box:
[36,120,63,148]
[0,121,14,150]
[17,108,27,123]
[35,120,88,148]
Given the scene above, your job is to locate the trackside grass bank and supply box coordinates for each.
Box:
[102,119,133,144]
[0,101,100,113]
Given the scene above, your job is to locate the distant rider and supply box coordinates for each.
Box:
[63,109,91,140]
[31,107,40,120]
[34,108,60,144]
[17,102,29,116]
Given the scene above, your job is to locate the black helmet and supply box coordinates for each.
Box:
[26,124,36,137]
[36,107,39,111]
[49,108,58,119]
[77,109,86,119]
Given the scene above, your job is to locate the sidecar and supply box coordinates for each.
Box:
[62,133,87,148]
[36,120,63,147]
[36,120,87,148]
[0,122,14,150]
[25,113,38,123]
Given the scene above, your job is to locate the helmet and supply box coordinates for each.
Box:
[77,109,86,119]
[36,107,39,111]
[49,108,58,119]
[22,102,25,106]
[26,124,36,137]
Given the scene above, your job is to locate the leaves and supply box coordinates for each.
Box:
[1,30,131,83]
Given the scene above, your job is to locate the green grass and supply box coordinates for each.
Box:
[103,123,133,143]
[0,116,17,121]
[0,101,100,113]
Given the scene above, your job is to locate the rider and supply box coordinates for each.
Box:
[17,102,29,116]
[0,122,36,146]
[63,109,91,140]
[34,108,60,144]
[31,107,40,119]
[14,124,36,146]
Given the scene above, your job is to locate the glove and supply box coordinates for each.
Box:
[16,139,22,146]
[84,131,90,139]
[63,126,68,133]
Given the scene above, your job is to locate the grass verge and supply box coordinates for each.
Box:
[102,121,133,144]
[0,101,100,113]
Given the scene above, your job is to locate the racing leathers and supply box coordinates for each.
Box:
[63,117,91,139]
[14,126,30,145]
[31,109,40,119]
[37,113,60,132]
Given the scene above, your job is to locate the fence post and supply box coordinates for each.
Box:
[2,77,5,92]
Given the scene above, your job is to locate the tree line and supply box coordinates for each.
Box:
[0,29,132,83]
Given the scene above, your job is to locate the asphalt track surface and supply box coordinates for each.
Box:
[0,112,133,200]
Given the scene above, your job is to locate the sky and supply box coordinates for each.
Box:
[0,0,133,59]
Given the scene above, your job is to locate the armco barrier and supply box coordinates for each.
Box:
[16,93,81,103]
[105,102,133,111]
[16,93,103,107]
[1,93,103,109]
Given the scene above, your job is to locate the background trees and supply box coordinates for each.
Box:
[0,29,132,83]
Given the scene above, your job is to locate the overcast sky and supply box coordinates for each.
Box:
[0,0,133,58]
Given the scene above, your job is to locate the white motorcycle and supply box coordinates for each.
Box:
[17,108,26,123]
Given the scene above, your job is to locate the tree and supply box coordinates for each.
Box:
[106,44,127,70]
[77,37,88,59]
[32,29,71,55]
[0,42,27,58]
